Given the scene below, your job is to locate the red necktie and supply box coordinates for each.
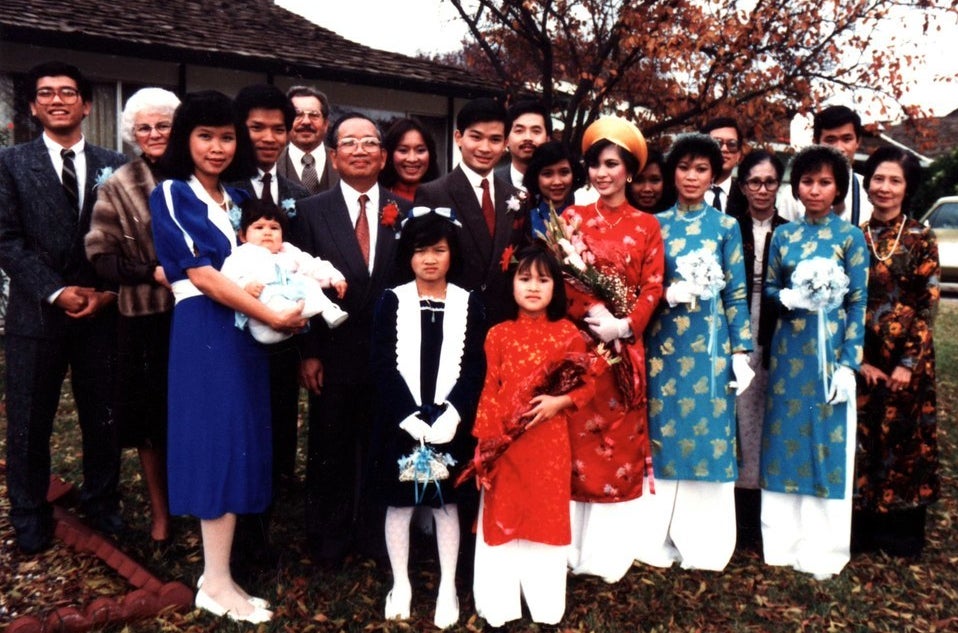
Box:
[480,178,495,235]
[356,194,370,266]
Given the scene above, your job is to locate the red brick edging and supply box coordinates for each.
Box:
[6,471,193,632]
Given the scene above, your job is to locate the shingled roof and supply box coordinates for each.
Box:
[0,0,500,98]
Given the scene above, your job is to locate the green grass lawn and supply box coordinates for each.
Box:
[1,303,956,632]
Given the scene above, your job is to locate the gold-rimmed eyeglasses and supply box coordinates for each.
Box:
[133,122,173,136]
[35,87,81,104]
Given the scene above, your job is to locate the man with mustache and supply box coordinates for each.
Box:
[276,85,339,195]
[495,99,551,191]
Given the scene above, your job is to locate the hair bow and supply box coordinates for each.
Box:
[401,206,462,228]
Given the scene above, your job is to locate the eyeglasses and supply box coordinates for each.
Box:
[133,122,173,136]
[743,178,780,192]
[294,109,324,121]
[35,87,81,104]
[711,138,741,152]
[337,137,382,152]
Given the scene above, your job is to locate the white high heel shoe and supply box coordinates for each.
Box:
[196,574,271,609]
[194,587,273,624]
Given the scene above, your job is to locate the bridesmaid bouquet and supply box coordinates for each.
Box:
[675,247,726,310]
[538,207,635,318]
[789,256,849,311]
[788,256,850,396]
[398,439,457,505]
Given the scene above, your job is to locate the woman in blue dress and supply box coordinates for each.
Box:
[760,145,868,579]
[150,91,307,623]
[523,141,586,239]
[637,133,754,572]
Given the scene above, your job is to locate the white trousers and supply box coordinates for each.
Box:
[568,497,645,583]
[760,402,856,577]
[473,494,568,627]
[632,479,737,571]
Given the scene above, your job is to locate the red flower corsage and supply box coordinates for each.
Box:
[381,201,401,228]
[499,244,516,272]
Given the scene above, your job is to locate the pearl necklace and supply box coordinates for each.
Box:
[866,215,906,263]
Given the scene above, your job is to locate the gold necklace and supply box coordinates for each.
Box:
[866,215,906,263]
[594,201,627,228]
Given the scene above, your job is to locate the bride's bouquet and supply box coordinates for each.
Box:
[789,257,850,311]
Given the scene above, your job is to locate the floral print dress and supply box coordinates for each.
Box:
[855,215,940,512]
[646,203,752,482]
[561,200,664,501]
[761,213,868,499]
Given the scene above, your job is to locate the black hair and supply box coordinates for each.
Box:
[159,90,256,181]
[737,149,785,184]
[396,212,463,284]
[788,145,851,202]
[626,147,672,212]
[286,85,330,118]
[28,61,92,102]
[507,99,553,136]
[522,141,587,202]
[234,84,296,131]
[455,97,508,134]
[509,244,567,322]
[813,105,863,142]
[862,146,923,213]
[238,197,290,237]
[584,139,640,177]
[327,112,381,148]
[700,117,742,143]
[665,133,723,185]
[379,118,440,189]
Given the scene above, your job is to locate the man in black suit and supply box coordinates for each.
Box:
[276,86,339,195]
[0,61,128,553]
[231,84,310,488]
[494,99,551,190]
[292,113,410,565]
[415,97,526,326]
[701,117,745,215]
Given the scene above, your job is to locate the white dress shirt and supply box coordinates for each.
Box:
[339,180,380,272]
[287,142,328,182]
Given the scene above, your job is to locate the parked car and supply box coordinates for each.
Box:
[919,196,958,292]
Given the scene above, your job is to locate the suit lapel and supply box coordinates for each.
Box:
[448,167,492,265]
[28,139,77,226]
[323,186,369,283]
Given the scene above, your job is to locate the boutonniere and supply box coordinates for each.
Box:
[499,244,517,272]
[94,166,114,189]
[505,191,528,214]
[227,203,241,233]
[281,197,297,218]
[381,200,402,229]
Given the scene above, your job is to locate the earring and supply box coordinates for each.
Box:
[627,177,633,183]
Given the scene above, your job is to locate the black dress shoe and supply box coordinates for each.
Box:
[91,512,126,536]
[17,529,53,555]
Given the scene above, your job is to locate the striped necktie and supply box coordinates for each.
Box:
[61,148,79,212]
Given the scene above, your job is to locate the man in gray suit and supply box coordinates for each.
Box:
[275,85,338,195]
[292,113,410,566]
[0,61,127,553]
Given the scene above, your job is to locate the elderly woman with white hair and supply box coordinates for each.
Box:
[85,87,180,544]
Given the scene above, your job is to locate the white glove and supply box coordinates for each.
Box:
[826,365,857,404]
[398,413,431,441]
[425,405,461,445]
[778,287,810,311]
[730,353,756,396]
[587,303,613,319]
[584,314,632,343]
[665,280,698,307]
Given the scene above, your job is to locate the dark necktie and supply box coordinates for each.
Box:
[260,172,274,205]
[480,177,495,235]
[710,185,723,212]
[61,148,79,212]
[301,152,320,194]
[356,194,370,267]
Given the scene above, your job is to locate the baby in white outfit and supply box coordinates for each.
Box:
[222,200,348,343]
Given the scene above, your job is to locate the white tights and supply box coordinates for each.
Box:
[384,504,459,606]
